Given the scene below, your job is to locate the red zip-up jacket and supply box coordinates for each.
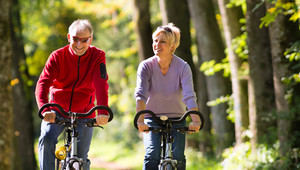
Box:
[35,45,109,118]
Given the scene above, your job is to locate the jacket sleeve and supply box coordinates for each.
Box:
[35,52,58,112]
[93,51,109,115]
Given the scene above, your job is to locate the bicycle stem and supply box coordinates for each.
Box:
[71,113,79,158]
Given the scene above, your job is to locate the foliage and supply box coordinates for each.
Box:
[19,0,300,168]
[20,0,143,148]
[260,0,300,28]
[227,0,247,14]
[200,59,231,77]
[222,142,300,169]
[206,95,235,123]
[186,147,222,170]
[199,21,249,79]
[282,41,300,90]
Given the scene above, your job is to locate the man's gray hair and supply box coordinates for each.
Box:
[69,19,93,36]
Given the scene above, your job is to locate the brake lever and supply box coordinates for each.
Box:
[175,127,194,134]
[144,127,162,133]
[85,119,104,128]
[47,118,68,126]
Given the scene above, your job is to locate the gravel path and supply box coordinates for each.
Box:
[90,157,134,170]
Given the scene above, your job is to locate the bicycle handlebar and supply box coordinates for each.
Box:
[133,110,205,130]
[38,103,114,122]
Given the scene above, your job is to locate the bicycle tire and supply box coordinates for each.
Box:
[160,163,175,170]
[67,159,83,170]
[58,161,65,170]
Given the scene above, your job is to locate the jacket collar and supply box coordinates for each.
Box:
[68,45,90,58]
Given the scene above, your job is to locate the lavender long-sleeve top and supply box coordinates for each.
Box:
[135,55,197,118]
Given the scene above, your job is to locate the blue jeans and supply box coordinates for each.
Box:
[143,118,186,170]
[38,114,93,170]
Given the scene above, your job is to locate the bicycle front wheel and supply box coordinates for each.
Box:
[160,163,176,170]
[67,160,83,170]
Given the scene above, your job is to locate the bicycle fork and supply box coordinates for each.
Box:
[159,132,177,170]
[65,113,84,170]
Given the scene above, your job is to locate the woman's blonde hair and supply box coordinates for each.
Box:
[152,23,180,54]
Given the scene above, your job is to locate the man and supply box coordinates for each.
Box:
[35,19,109,170]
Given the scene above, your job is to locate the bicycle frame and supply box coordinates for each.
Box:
[159,123,177,170]
[38,103,113,170]
[134,110,205,170]
[63,113,83,170]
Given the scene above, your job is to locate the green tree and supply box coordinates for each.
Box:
[265,0,300,160]
[0,0,13,168]
[246,0,276,148]
[10,0,37,169]
[133,0,153,60]
[188,0,234,157]
[217,0,249,146]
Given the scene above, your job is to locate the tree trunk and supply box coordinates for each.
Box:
[195,50,213,155]
[10,0,37,168]
[267,0,300,157]
[159,0,197,92]
[133,0,153,61]
[187,0,234,157]
[246,0,276,148]
[217,0,249,145]
[0,0,13,169]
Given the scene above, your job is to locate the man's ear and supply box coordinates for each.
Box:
[89,36,93,43]
[67,33,71,42]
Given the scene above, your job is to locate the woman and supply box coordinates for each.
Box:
[134,23,201,170]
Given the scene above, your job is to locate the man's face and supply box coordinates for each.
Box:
[67,29,92,56]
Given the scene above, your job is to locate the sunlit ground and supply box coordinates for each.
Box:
[35,136,221,170]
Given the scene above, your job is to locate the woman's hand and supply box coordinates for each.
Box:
[96,114,109,125]
[137,122,149,133]
[137,115,149,133]
[188,107,201,133]
[136,100,149,133]
[188,121,201,134]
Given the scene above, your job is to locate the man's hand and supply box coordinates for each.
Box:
[43,111,56,123]
[96,114,109,125]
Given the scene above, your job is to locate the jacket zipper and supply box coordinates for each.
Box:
[68,56,81,112]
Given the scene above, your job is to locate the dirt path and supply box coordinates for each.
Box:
[90,157,134,170]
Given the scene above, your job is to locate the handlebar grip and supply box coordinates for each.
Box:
[88,105,114,122]
[38,104,114,122]
[133,110,162,129]
[176,110,205,130]
[38,103,68,119]
[133,110,205,131]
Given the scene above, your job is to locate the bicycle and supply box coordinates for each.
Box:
[134,110,204,170]
[38,103,114,170]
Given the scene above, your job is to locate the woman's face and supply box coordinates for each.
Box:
[152,33,173,57]
[68,29,93,56]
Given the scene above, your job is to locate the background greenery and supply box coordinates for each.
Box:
[2,0,300,169]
